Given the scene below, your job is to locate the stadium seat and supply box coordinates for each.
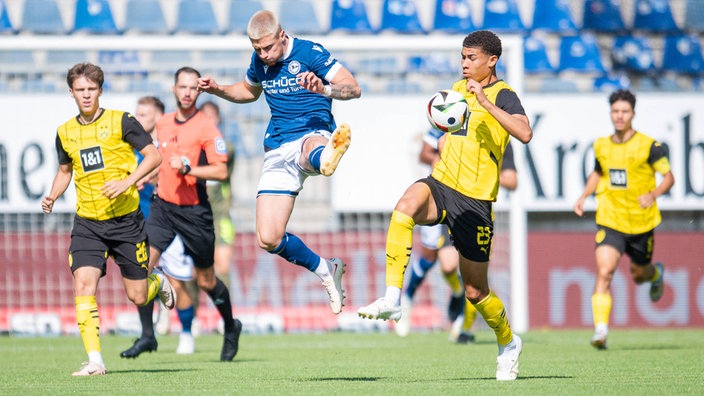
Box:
[662,35,704,75]
[611,35,655,74]
[433,0,475,33]
[175,0,220,34]
[582,0,625,32]
[124,0,170,34]
[21,0,67,34]
[407,54,455,75]
[531,0,577,32]
[637,76,680,91]
[45,50,90,73]
[149,50,193,72]
[0,0,15,34]
[0,50,36,74]
[684,0,704,32]
[226,0,263,34]
[538,77,578,92]
[73,0,118,34]
[380,0,425,34]
[557,34,605,74]
[481,0,525,33]
[524,35,555,74]
[632,0,679,33]
[330,0,374,33]
[593,74,631,92]
[98,50,144,75]
[279,0,326,35]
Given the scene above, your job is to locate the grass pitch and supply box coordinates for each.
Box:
[1,329,701,395]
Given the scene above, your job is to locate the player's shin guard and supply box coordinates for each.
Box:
[271,232,321,272]
[75,295,101,354]
[385,210,416,288]
[591,293,612,327]
[475,291,512,346]
[206,278,236,332]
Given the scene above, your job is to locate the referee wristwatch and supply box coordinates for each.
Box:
[180,156,191,175]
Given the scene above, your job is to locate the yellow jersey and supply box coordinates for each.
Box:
[593,131,671,234]
[56,109,152,220]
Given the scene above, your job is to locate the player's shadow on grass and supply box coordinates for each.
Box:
[110,368,190,375]
[616,344,684,351]
[309,377,383,382]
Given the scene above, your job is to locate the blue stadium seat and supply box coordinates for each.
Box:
[632,0,679,33]
[538,77,578,92]
[611,36,655,73]
[279,0,326,35]
[662,35,704,75]
[524,35,555,74]
[482,0,525,33]
[21,0,67,34]
[0,50,36,73]
[593,74,631,92]
[532,0,577,32]
[684,0,704,32]
[98,50,144,76]
[124,0,170,34]
[433,0,474,33]
[557,34,605,74]
[330,0,374,33]
[45,50,89,72]
[582,0,625,32]
[380,0,425,34]
[226,0,263,34]
[176,0,220,34]
[638,76,680,91]
[0,0,15,34]
[407,54,455,75]
[74,0,118,34]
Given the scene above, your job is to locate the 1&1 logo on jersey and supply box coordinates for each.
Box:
[79,146,105,172]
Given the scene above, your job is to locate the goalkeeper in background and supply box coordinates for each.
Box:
[574,89,674,350]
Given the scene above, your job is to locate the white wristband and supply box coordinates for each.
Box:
[323,85,332,97]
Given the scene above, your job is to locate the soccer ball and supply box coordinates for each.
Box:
[426,90,468,133]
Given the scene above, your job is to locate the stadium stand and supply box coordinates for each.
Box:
[226,0,263,34]
[582,0,626,32]
[123,0,170,34]
[432,0,475,34]
[175,0,221,35]
[330,0,374,33]
[279,0,326,35]
[558,34,606,75]
[632,0,679,33]
[662,34,704,74]
[380,0,426,34]
[684,0,704,32]
[20,0,67,34]
[531,0,578,33]
[524,35,556,74]
[611,35,656,74]
[481,0,525,33]
[73,0,119,34]
[0,0,15,34]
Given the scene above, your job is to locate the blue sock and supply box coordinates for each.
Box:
[406,257,435,299]
[177,305,195,333]
[308,146,324,173]
[270,232,321,272]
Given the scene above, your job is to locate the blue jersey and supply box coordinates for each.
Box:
[422,128,445,151]
[135,149,155,218]
[246,36,341,150]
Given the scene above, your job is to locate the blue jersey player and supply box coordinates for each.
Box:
[198,10,361,315]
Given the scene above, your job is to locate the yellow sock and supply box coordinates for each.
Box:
[442,270,464,295]
[75,295,101,354]
[462,300,477,332]
[385,210,415,288]
[474,291,512,345]
[649,265,661,282]
[591,293,612,327]
[145,273,161,305]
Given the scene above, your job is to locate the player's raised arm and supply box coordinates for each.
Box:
[198,75,262,104]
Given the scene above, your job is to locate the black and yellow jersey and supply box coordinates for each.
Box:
[56,109,152,221]
[431,79,525,201]
[593,131,671,234]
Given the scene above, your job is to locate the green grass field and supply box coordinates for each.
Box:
[1,329,702,395]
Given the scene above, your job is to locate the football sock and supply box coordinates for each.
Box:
[384,286,401,305]
[462,300,478,332]
[649,264,661,282]
[442,269,464,296]
[137,301,155,338]
[206,278,236,333]
[177,305,195,334]
[271,232,321,272]
[308,145,324,173]
[75,295,101,355]
[87,351,105,367]
[385,210,415,289]
[313,257,332,280]
[146,273,162,303]
[474,291,513,346]
[406,256,435,299]
[592,292,612,327]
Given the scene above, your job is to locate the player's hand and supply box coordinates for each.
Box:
[638,192,655,208]
[296,71,324,94]
[466,78,488,106]
[169,154,184,172]
[197,75,218,93]
[101,180,131,199]
[573,199,585,217]
[41,196,55,214]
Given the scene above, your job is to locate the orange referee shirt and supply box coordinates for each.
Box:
[155,110,227,206]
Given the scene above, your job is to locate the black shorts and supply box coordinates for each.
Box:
[419,177,493,262]
[147,196,215,269]
[596,226,654,265]
[69,210,149,280]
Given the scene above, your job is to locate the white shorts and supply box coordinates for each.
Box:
[420,223,451,250]
[159,235,194,281]
[257,130,331,196]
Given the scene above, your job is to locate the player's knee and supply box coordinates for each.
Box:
[257,232,282,252]
[130,293,148,307]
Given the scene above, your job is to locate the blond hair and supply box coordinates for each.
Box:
[246,10,281,40]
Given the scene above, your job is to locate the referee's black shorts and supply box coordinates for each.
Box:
[147,196,215,269]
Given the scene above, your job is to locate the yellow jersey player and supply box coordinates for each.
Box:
[574,89,674,350]
[357,30,532,381]
[41,63,174,376]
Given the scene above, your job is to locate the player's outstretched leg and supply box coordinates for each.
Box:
[649,262,665,302]
[320,124,351,176]
[496,334,522,381]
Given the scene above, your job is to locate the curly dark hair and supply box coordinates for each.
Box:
[462,30,502,58]
[609,89,636,110]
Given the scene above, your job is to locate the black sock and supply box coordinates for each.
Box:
[138,300,155,339]
[206,278,235,332]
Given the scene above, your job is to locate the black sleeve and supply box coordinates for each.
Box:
[501,141,516,171]
[648,141,668,165]
[594,156,603,173]
[121,112,153,152]
[55,133,71,165]
[496,89,526,116]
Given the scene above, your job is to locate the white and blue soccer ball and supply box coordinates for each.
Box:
[426,89,468,133]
